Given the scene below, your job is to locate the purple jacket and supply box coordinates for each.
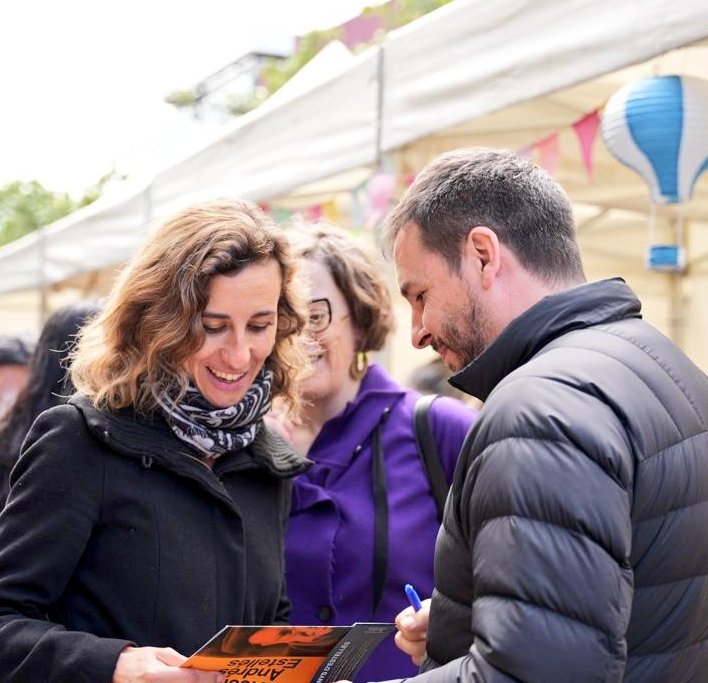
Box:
[285,364,477,682]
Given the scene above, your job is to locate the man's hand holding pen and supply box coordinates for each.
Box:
[334,584,431,682]
[333,598,430,682]
[395,597,430,666]
[396,583,430,666]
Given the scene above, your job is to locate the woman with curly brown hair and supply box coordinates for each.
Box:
[0,198,312,683]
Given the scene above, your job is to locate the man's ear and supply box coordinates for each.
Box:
[464,226,500,289]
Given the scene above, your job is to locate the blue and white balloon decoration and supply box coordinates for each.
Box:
[600,75,708,204]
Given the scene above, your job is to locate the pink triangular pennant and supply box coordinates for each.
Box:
[535,134,560,175]
[572,110,600,180]
[364,172,396,226]
[305,204,323,221]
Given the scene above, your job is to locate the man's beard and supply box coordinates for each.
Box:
[436,294,489,371]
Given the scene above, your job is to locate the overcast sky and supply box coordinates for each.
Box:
[0,0,381,196]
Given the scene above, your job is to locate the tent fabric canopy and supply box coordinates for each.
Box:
[1,0,707,296]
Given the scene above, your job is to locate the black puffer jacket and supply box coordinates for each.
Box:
[0,394,310,683]
[386,278,708,683]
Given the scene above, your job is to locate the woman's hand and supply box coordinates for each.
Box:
[394,598,430,666]
[113,646,224,682]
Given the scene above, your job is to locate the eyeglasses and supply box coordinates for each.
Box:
[307,298,332,334]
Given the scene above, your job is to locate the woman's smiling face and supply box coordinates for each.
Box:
[184,259,282,408]
[301,259,360,404]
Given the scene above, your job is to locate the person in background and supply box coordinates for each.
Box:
[0,334,35,422]
[406,357,472,405]
[278,222,477,683]
[0,301,101,500]
[0,198,312,683]
[339,147,708,683]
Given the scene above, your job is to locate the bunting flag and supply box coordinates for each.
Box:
[322,199,339,223]
[572,110,601,179]
[262,201,340,227]
[273,208,293,223]
[536,133,560,175]
[304,204,323,221]
[364,172,396,229]
[264,108,602,233]
[517,108,601,180]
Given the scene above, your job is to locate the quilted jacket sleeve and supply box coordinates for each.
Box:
[389,373,636,683]
[0,405,131,682]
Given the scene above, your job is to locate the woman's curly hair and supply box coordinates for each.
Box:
[71,198,311,413]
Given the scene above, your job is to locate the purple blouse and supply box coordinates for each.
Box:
[285,364,478,681]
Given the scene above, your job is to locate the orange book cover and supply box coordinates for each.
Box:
[181,623,395,683]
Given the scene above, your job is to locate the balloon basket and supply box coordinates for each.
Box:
[646,244,685,273]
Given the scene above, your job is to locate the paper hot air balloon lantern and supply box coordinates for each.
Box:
[600,75,708,205]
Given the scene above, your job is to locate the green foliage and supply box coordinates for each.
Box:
[0,170,118,247]
[164,89,201,108]
[363,0,454,28]
[259,28,342,96]
[260,1,453,98]
[77,168,123,209]
[163,1,453,120]
[0,181,74,246]
[224,88,268,116]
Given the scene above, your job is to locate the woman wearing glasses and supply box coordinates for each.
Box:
[279,222,478,682]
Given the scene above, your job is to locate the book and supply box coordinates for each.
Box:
[181,623,395,683]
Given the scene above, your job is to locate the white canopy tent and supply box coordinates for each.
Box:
[1,0,707,368]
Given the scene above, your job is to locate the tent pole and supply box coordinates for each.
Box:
[669,272,684,348]
[38,230,48,328]
[373,42,394,375]
[374,44,384,168]
[668,214,686,348]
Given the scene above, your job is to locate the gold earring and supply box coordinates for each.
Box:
[349,351,369,380]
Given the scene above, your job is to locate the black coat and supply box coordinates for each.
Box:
[0,394,310,683]
[385,279,708,683]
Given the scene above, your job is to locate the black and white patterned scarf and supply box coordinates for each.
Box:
[157,368,274,460]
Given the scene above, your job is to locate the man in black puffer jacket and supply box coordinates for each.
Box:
[357,148,707,683]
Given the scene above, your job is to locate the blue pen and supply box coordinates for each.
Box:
[404,583,423,612]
